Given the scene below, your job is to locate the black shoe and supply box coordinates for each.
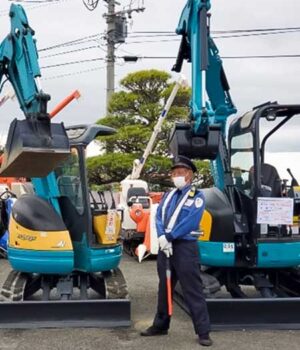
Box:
[140,326,168,337]
[198,333,213,346]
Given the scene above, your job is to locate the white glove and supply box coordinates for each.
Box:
[158,235,173,257]
[158,235,169,250]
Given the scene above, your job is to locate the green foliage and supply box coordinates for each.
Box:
[120,69,170,105]
[194,160,213,188]
[87,69,213,190]
[87,153,135,185]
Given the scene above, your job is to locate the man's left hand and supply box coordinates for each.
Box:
[158,235,170,250]
[158,235,173,257]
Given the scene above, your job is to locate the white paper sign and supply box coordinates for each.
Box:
[105,209,117,240]
[257,197,294,225]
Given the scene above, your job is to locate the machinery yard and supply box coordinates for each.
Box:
[1,1,300,348]
[0,255,299,350]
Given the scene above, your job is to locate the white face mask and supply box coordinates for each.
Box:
[172,176,187,189]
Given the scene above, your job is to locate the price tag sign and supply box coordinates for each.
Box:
[223,243,235,253]
[105,209,116,241]
[257,197,294,225]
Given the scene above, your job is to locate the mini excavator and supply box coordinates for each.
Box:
[0,4,129,327]
[170,0,300,311]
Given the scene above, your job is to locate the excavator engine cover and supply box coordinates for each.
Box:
[169,122,221,160]
[0,118,70,177]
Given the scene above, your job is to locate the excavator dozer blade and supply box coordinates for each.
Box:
[0,118,70,178]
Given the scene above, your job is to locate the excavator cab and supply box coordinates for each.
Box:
[192,104,300,298]
[228,104,300,265]
[54,124,123,273]
[5,124,128,303]
[201,104,300,266]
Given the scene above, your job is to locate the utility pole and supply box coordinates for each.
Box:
[106,0,116,112]
[103,0,145,114]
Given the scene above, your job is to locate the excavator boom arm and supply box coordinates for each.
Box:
[0,4,70,184]
[170,0,237,189]
[173,0,236,134]
[0,4,44,116]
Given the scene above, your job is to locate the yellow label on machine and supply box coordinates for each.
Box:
[9,216,73,251]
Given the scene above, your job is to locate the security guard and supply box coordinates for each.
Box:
[141,156,212,347]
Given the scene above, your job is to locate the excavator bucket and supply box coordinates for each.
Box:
[169,122,221,160]
[0,118,70,178]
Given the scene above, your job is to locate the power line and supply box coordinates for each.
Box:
[212,26,300,34]
[34,51,300,81]
[125,38,180,45]
[127,33,177,38]
[132,26,300,34]
[36,27,300,55]
[8,0,61,3]
[38,33,102,52]
[39,45,100,59]
[40,57,106,69]
[0,0,71,16]
[124,29,300,44]
[128,29,300,39]
[40,54,300,71]
[124,54,300,60]
[214,29,300,39]
[36,35,300,64]
[43,65,106,80]
[223,54,300,59]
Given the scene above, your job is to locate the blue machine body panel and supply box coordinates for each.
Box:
[89,246,122,272]
[198,240,300,268]
[257,242,300,268]
[69,235,122,273]
[8,248,74,274]
[198,241,235,267]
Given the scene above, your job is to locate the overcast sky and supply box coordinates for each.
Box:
[1,0,300,176]
[1,0,300,128]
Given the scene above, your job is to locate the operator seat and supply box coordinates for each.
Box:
[260,163,282,197]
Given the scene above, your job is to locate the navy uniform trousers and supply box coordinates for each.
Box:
[153,239,210,336]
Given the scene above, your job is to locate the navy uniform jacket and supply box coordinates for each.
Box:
[156,184,205,242]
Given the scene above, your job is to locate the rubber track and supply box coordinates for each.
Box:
[104,268,129,299]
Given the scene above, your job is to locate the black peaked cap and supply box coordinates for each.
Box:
[171,155,197,173]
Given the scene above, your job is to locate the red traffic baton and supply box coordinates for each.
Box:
[166,257,173,316]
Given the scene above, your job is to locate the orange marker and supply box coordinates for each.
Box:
[166,258,173,316]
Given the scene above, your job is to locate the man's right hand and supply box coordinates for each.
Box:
[158,235,173,257]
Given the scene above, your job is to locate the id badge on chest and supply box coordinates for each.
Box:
[184,199,194,207]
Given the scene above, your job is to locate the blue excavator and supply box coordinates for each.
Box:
[170,0,300,301]
[0,4,129,327]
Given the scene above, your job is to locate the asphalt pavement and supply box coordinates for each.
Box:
[0,254,299,350]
